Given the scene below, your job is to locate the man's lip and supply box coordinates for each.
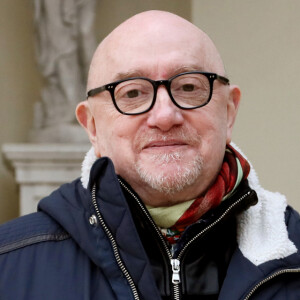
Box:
[142,140,188,149]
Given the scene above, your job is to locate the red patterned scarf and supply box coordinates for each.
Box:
[162,145,250,244]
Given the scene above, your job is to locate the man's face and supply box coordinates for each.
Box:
[79,14,240,206]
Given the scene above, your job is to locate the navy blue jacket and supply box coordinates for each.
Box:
[0,157,300,299]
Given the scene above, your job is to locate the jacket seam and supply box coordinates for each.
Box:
[0,233,70,255]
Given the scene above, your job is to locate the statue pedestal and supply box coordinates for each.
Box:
[2,143,90,216]
[29,124,90,143]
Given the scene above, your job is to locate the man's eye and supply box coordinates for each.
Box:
[182,84,195,92]
[126,89,140,98]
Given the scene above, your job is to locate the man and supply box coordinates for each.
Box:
[0,10,299,299]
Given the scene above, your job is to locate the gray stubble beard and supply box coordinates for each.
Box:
[135,151,203,195]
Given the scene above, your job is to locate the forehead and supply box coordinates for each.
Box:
[97,39,209,86]
[89,14,223,87]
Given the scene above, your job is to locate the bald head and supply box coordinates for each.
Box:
[87,10,225,91]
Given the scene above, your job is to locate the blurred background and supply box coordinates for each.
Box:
[0,0,299,224]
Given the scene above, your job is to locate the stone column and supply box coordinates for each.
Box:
[3,0,97,215]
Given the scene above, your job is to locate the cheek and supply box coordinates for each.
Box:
[195,103,228,140]
[92,106,118,155]
[94,112,139,161]
[192,103,228,161]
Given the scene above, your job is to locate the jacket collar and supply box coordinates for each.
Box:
[80,143,297,266]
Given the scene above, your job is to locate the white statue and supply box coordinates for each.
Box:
[31,0,97,142]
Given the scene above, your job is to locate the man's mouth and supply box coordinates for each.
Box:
[143,140,188,150]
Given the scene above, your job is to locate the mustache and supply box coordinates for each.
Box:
[134,126,200,151]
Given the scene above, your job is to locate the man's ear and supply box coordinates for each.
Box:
[76,101,101,157]
[226,85,241,144]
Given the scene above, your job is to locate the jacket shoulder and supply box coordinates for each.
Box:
[0,211,69,255]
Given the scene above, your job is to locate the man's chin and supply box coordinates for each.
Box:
[134,155,204,196]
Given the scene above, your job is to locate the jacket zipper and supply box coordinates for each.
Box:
[91,185,140,300]
[118,180,177,297]
[119,179,252,300]
[243,268,300,300]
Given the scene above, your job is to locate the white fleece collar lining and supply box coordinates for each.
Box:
[81,143,297,266]
[81,147,98,189]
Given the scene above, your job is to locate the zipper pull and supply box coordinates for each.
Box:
[170,259,181,284]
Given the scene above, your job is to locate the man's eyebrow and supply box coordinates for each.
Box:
[172,65,206,74]
[112,70,144,81]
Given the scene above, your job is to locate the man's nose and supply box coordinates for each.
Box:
[146,86,184,131]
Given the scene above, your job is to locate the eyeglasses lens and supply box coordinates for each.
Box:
[171,73,210,108]
[114,79,153,114]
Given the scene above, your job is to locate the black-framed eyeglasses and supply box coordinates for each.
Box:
[86,71,230,115]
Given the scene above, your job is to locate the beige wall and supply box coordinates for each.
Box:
[1,0,299,224]
[93,0,191,41]
[0,1,42,223]
[192,0,300,209]
[0,1,191,224]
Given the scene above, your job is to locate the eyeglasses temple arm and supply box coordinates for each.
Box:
[216,75,230,85]
[86,86,107,99]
